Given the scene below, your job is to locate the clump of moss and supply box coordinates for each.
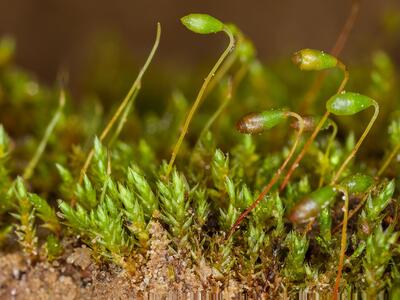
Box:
[0,11,400,298]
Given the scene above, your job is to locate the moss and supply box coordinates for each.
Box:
[0,11,399,296]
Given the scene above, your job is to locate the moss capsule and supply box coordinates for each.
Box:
[180,14,225,34]
[326,92,374,116]
[292,49,338,71]
[290,116,334,132]
[288,186,337,224]
[166,15,235,178]
[329,92,379,183]
[340,174,374,195]
[236,110,287,134]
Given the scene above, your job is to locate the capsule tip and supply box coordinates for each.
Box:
[235,117,251,134]
[291,51,302,67]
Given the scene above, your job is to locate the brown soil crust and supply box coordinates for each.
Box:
[0,222,251,299]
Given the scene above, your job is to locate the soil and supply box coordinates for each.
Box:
[0,222,251,300]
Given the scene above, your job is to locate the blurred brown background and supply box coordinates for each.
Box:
[0,0,399,91]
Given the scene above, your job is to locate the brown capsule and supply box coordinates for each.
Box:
[290,116,334,132]
[288,198,320,224]
[288,186,336,224]
[236,112,265,134]
[290,116,316,132]
[236,110,287,135]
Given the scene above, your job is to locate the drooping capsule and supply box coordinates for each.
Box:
[236,110,287,134]
[340,173,374,195]
[288,186,337,224]
[326,92,375,116]
[292,49,338,71]
[290,115,334,132]
[180,14,225,34]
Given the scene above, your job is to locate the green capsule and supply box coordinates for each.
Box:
[292,49,338,71]
[180,14,225,34]
[288,186,337,224]
[340,174,374,195]
[326,92,375,116]
[236,110,287,134]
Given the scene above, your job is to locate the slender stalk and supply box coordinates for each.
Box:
[336,62,349,93]
[318,121,338,187]
[333,192,368,233]
[333,131,389,232]
[300,0,361,111]
[99,150,112,203]
[228,112,304,237]
[279,111,330,191]
[203,45,237,100]
[108,88,140,147]
[279,64,348,192]
[202,27,243,100]
[23,90,66,181]
[78,23,161,184]
[198,64,248,142]
[333,187,349,300]
[331,101,379,184]
[165,28,235,179]
[377,143,400,177]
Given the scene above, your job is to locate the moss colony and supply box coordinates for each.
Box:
[1,12,400,299]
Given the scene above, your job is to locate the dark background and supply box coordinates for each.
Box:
[0,0,399,92]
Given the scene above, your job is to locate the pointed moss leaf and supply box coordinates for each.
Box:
[56,164,73,183]
[157,170,191,240]
[237,184,252,210]
[318,207,332,243]
[181,14,224,34]
[14,177,27,200]
[284,231,309,281]
[58,201,90,232]
[224,176,236,205]
[246,222,265,262]
[326,92,375,116]
[363,226,399,292]
[127,165,157,217]
[91,136,107,183]
[292,49,338,71]
[193,188,209,226]
[211,149,229,191]
[28,193,60,233]
[219,204,239,231]
[366,180,394,222]
[13,177,37,256]
[75,175,97,209]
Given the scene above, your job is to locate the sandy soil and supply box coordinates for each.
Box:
[0,222,250,300]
